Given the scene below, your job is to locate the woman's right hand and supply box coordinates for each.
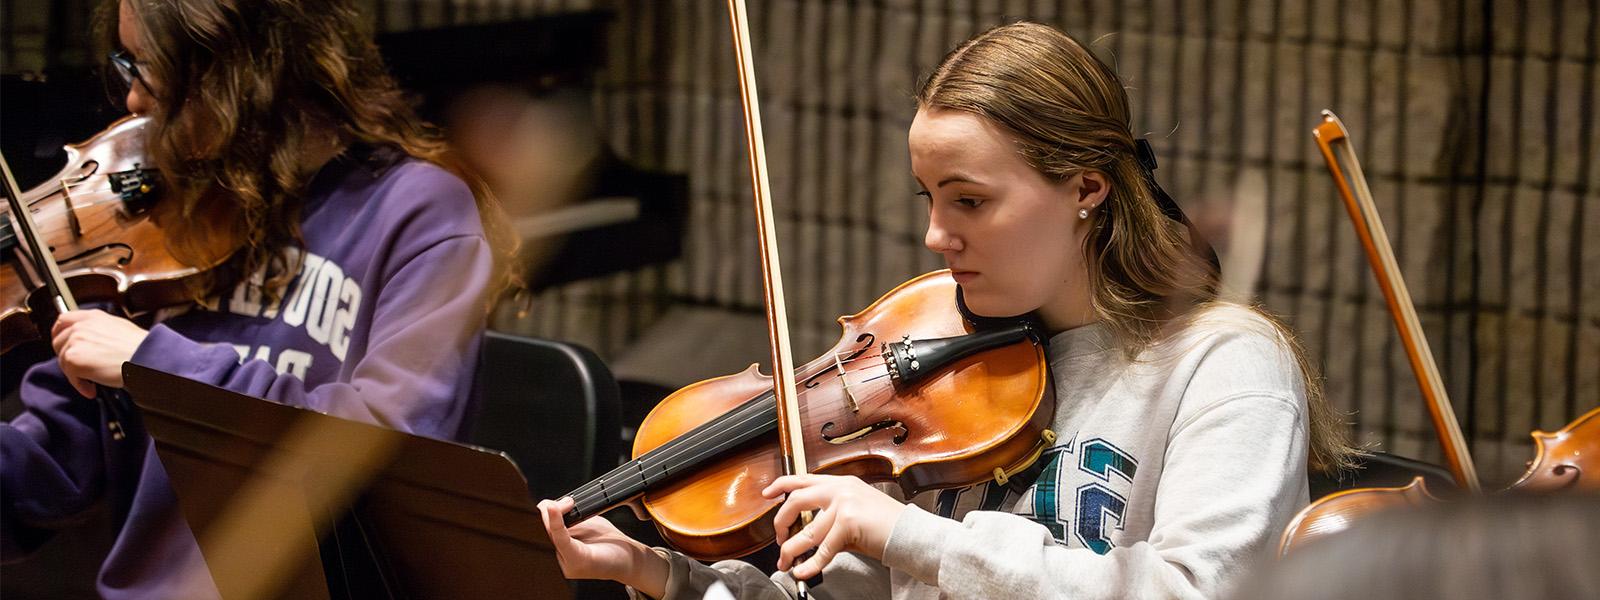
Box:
[538,496,670,599]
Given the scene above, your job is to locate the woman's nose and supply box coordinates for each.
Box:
[924,215,962,254]
[125,84,152,116]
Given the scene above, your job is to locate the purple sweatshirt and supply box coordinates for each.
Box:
[1,152,495,598]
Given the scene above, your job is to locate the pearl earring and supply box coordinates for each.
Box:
[1078,207,1090,220]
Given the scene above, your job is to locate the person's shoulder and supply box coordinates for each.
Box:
[1162,302,1306,400]
[362,157,484,239]
[1172,303,1290,351]
[376,159,476,212]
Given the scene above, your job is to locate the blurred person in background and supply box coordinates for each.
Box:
[1232,492,1600,600]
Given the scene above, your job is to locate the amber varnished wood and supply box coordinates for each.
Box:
[1508,406,1599,493]
[1277,477,1438,555]
[2,116,206,353]
[617,271,1052,561]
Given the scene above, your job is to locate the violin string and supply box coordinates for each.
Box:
[593,409,783,506]
[568,377,906,516]
[573,331,1008,514]
[567,358,896,510]
[19,176,134,209]
[21,190,124,213]
[566,391,777,508]
[566,384,788,504]
[20,176,115,206]
[568,380,794,504]
[832,351,888,366]
[624,371,904,501]
[603,362,899,502]
[571,348,878,500]
[566,359,838,505]
[620,359,894,488]
[569,347,876,502]
[568,335,933,510]
[60,176,115,188]
[852,372,892,385]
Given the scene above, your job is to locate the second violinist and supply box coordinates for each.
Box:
[1,0,513,598]
[539,22,1358,599]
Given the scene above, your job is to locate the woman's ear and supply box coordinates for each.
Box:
[1071,170,1112,211]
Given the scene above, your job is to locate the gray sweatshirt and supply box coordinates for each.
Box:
[647,304,1311,599]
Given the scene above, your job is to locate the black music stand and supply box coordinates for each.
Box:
[123,363,572,600]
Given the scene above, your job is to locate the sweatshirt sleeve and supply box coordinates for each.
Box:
[880,393,1308,599]
[1,361,111,560]
[641,547,891,600]
[127,234,492,438]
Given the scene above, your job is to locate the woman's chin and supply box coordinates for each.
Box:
[962,293,1034,320]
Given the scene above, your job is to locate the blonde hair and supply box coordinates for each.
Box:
[917,22,1357,473]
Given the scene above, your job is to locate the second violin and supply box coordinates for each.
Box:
[1277,112,1599,555]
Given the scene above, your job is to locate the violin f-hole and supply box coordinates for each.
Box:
[821,420,909,445]
[1544,464,1582,491]
[57,243,134,267]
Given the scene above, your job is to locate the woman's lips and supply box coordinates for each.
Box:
[950,270,979,284]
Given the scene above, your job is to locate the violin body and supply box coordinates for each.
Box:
[1277,477,1439,555]
[565,271,1055,560]
[1278,405,1599,555]
[1,116,199,353]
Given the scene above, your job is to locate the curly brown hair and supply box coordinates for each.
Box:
[103,0,516,303]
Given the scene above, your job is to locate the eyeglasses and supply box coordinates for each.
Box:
[108,50,151,91]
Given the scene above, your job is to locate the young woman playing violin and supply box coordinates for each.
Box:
[539,22,1356,599]
[0,0,511,597]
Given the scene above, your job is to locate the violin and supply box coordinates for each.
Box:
[1278,406,1598,553]
[1276,112,1598,555]
[1,115,203,354]
[559,270,1055,560]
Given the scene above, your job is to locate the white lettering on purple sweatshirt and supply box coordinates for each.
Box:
[2,152,495,599]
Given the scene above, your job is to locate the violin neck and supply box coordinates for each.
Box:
[562,391,779,526]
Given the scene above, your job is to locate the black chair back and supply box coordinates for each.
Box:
[1310,451,1458,500]
[469,332,622,502]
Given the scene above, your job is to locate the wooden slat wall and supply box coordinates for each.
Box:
[487,0,1597,485]
[5,0,1595,484]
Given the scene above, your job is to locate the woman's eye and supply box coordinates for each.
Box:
[915,191,981,208]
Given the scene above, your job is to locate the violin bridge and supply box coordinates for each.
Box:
[58,178,83,237]
[834,351,860,412]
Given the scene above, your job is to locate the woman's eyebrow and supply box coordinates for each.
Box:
[936,174,982,187]
[912,172,984,189]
